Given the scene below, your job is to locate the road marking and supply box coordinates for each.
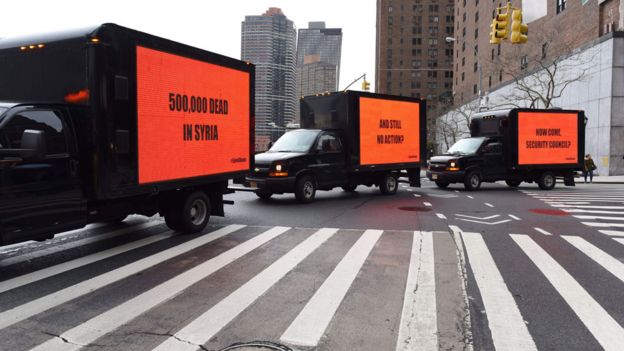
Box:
[563,236,624,283]
[406,188,413,192]
[573,215,624,221]
[508,214,521,220]
[436,213,447,220]
[280,229,384,347]
[413,194,422,198]
[550,205,624,210]
[613,238,624,246]
[582,222,624,228]
[512,234,624,350]
[534,227,552,236]
[467,195,474,199]
[462,232,537,350]
[456,214,499,220]
[484,203,494,208]
[447,226,474,351]
[153,227,340,351]
[396,231,437,351]
[0,230,173,294]
[454,190,460,193]
[545,202,592,205]
[456,218,512,225]
[0,224,245,330]
[0,221,159,267]
[30,226,292,351]
[600,230,624,237]
[424,202,432,207]
[563,209,624,215]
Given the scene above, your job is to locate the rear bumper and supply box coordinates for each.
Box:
[245,176,297,194]
[426,170,466,183]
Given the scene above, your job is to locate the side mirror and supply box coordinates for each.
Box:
[20,129,46,160]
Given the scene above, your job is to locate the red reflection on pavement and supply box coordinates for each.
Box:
[529,208,569,216]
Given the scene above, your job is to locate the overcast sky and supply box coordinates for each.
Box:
[1,0,377,90]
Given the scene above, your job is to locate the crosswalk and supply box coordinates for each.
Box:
[522,189,624,237]
[2,221,624,350]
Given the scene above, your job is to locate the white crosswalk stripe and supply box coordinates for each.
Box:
[524,189,624,237]
[4,224,624,351]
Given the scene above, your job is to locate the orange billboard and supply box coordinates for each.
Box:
[136,46,250,184]
[517,111,578,165]
[359,97,421,166]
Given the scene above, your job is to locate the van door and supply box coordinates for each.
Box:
[481,141,506,181]
[0,108,85,244]
[313,132,347,187]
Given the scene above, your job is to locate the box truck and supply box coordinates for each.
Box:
[245,91,425,203]
[427,108,585,190]
[0,24,254,245]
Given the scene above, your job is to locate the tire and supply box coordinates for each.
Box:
[165,191,211,233]
[464,171,482,191]
[255,192,272,200]
[379,173,398,195]
[435,181,450,189]
[538,172,556,190]
[342,184,357,192]
[505,180,522,188]
[295,175,316,203]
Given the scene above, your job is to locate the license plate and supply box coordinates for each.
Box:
[249,181,257,188]
[432,174,438,180]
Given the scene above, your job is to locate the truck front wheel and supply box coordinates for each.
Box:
[538,172,556,190]
[435,181,450,189]
[464,171,482,191]
[380,173,398,195]
[165,191,211,233]
[295,175,316,203]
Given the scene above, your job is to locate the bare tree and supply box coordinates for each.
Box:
[436,100,478,151]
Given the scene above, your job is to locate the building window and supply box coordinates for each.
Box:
[499,70,503,82]
[473,84,478,94]
[489,76,492,88]
[462,27,466,37]
[497,44,501,56]
[556,0,566,14]
[388,16,393,25]
[542,43,548,59]
[475,11,479,22]
[428,71,438,78]
[491,49,495,60]
[474,62,478,72]
[520,55,528,70]
[463,12,466,22]
[475,28,479,39]
[462,57,466,66]
[474,45,478,55]
[462,42,466,51]
[462,72,465,81]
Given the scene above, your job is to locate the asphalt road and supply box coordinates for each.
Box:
[1,179,623,350]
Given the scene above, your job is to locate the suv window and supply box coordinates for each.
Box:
[316,133,342,152]
[0,110,68,154]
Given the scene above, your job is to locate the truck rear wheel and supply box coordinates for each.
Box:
[295,175,316,203]
[505,180,522,188]
[435,181,450,189]
[165,191,211,233]
[380,173,398,195]
[538,172,556,190]
[464,171,482,191]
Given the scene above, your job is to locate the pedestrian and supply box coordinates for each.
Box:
[583,154,596,183]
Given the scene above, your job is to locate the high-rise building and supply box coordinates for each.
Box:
[241,7,297,150]
[375,0,455,145]
[446,0,624,175]
[296,22,343,103]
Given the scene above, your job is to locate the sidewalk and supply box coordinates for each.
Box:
[580,175,624,184]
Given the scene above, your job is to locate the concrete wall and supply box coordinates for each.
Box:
[436,35,624,175]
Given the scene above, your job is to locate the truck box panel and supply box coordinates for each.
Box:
[136,46,250,184]
[516,111,579,166]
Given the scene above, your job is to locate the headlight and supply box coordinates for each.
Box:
[275,164,282,172]
[450,161,456,167]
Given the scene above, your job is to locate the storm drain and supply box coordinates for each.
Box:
[220,341,293,351]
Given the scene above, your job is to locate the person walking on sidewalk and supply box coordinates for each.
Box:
[583,154,596,183]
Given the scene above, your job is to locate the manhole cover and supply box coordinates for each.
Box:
[220,341,292,351]
[529,208,569,216]
[398,206,431,212]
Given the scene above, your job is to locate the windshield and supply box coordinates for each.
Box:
[447,137,486,155]
[269,130,320,153]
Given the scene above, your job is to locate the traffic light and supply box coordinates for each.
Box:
[511,9,528,44]
[361,79,370,91]
[492,12,509,41]
[489,18,502,44]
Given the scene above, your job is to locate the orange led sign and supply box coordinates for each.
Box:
[136,46,250,184]
[517,111,578,165]
[359,97,421,166]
